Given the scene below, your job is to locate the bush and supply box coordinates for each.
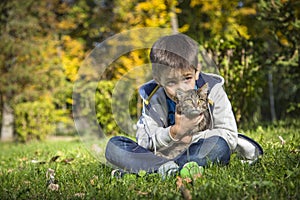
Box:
[15,101,57,142]
[95,80,138,136]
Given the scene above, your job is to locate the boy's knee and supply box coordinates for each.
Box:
[108,136,131,145]
[213,136,231,165]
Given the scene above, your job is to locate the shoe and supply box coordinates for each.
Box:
[111,169,140,179]
[180,161,204,180]
[158,161,180,179]
[236,134,264,165]
[111,169,127,179]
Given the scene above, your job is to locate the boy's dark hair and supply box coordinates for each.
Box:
[150,34,198,81]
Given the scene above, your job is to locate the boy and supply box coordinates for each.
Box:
[105,34,262,177]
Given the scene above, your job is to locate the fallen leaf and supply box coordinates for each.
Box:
[278,136,285,145]
[46,168,55,179]
[61,158,74,164]
[290,149,300,154]
[90,175,98,186]
[137,190,148,195]
[74,193,85,198]
[183,177,193,183]
[46,168,56,185]
[35,150,41,156]
[31,160,46,164]
[176,176,192,200]
[50,155,60,162]
[48,183,59,191]
[176,176,183,189]
[19,157,27,162]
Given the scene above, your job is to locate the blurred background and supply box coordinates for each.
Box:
[0,0,299,142]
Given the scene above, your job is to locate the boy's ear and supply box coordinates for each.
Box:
[194,64,201,80]
[195,70,200,80]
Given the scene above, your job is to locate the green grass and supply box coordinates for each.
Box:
[0,119,299,200]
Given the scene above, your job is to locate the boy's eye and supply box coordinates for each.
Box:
[166,81,176,86]
[183,76,192,81]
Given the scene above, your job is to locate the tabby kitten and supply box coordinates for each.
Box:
[175,83,211,133]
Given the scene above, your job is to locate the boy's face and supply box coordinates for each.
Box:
[156,68,200,102]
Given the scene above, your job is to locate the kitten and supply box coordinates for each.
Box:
[156,83,211,159]
[175,83,211,132]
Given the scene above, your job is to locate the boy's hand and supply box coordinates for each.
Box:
[170,112,203,142]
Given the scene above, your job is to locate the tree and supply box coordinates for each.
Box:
[0,0,79,141]
[0,0,45,140]
[254,0,300,120]
[177,0,264,123]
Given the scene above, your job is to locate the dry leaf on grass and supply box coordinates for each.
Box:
[176,176,192,200]
[61,158,74,164]
[137,190,149,195]
[50,155,60,162]
[31,160,46,164]
[46,168,59,191]
[278,136,285,145]
[48,183,59,191]
[90,175,98,186]
[74,193,85,198]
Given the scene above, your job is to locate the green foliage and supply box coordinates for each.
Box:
[179,0,300,123]
[0,0,87,141]
[0,119,299,199]
[14,101,68,142]
[181,0,255,43]
[255,0,300,119]
[1,0,300,141]
[178,0,264,123]
[95,81,120,135]
[215,38,265,123]
[95,80,139,136]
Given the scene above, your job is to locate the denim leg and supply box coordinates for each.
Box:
[105,136,169,173]
[175,136,231,168]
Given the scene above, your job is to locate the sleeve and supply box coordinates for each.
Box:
[200,86,238,150]
[136,105,175,152]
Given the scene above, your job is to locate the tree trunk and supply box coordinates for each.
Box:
[268,69,276,122]
[1,102,14,141]
[170,4,178,34]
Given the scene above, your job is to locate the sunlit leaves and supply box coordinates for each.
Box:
[135,0,169,27]
[61,35,85,82]
[189,0,254,41]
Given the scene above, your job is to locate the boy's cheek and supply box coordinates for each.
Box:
[165,87,176,98]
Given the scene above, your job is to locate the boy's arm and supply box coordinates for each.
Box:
[198,85,238,150]
[136,105,201,154]
[136,108,175,151]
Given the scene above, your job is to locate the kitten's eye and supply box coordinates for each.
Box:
[197,99,204,104]
[186,99,193,104]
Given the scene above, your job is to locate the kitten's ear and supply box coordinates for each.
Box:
[198,83,209,96]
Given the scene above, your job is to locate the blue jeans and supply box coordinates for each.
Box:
[105,135,230,173]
